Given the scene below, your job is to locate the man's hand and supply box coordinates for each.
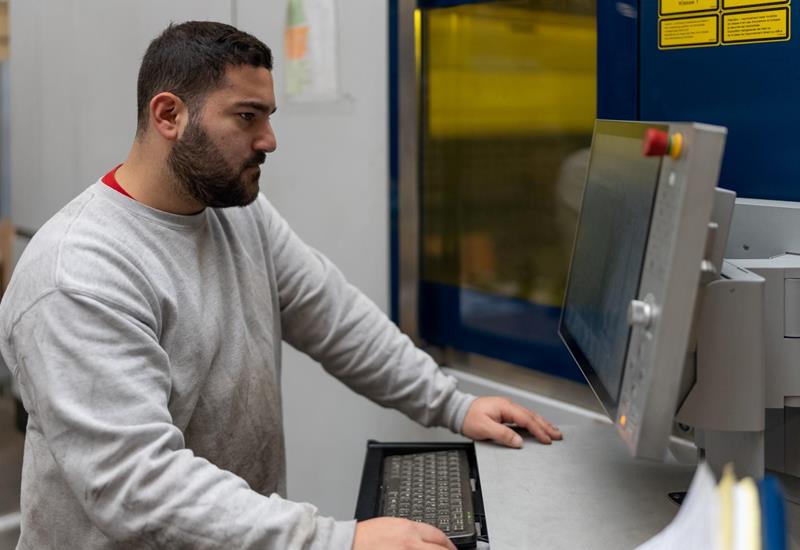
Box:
[462,396,562,447]
[353,517,457,550]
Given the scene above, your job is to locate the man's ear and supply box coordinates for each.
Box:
[149,92,189,141]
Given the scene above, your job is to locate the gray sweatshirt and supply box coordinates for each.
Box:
[0,181,475,549]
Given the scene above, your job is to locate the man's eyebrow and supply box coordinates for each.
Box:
[234,101,278,114]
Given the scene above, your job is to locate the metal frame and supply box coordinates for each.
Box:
[395,0,421,341]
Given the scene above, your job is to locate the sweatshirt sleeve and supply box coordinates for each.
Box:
[261,198,476,433]
[7,288,356,549]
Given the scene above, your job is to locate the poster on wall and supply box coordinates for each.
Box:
[284,0,341,102]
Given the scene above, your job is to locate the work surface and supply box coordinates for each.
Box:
[476,421,696,550]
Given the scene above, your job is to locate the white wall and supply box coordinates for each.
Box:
[10,0,233,230]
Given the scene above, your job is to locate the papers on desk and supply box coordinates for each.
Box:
[636,462,787,550]
[636,462,718,549]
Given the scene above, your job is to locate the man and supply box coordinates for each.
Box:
[0,21,561,549]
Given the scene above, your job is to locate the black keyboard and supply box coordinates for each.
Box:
[380,450,477,548]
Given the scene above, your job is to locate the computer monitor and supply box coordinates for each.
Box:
[559,119,727,460]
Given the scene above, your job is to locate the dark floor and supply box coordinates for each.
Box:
[0,393,23,549]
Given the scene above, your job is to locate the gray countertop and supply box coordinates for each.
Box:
[476,421,696,550]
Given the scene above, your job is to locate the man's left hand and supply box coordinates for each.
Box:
[462,396,563,448]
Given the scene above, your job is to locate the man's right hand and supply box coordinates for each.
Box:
[352,517,457,550]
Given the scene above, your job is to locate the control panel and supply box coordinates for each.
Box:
[616,123,727,459]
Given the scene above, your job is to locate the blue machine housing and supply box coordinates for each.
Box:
[601,1,800,204]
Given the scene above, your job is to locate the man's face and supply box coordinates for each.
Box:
[168,65,277,208]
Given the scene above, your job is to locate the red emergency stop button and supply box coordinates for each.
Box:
[643,128,669,156]
[643,128,684,159]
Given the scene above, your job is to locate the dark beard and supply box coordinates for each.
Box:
[167,119,265,208]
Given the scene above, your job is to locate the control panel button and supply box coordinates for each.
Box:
[643,128,669,157]
[642,128,684,159]
[628,299,654,328]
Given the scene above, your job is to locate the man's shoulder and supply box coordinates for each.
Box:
[4,184,153,317]
[15,185,100,266]
[23,183,123,264]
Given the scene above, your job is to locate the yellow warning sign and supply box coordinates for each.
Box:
[722,7,790,43]
[659,0,791,49]
[661,0,719,15]
[723,0,788,8]
[660,15,720,48]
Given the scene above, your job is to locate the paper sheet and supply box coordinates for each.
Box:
[733,478,760,550]
[284,0,340,102]
[635,462,719,550]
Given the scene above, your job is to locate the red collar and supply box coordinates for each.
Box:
[101,165,133,199]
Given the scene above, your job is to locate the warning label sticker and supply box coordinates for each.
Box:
[661,0,719,15]
[660,14,720,47]
[722,7,790,43]
[658,0,791,49]
[723,0,788,8]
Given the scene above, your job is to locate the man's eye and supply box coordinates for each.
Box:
[239,113,255,122]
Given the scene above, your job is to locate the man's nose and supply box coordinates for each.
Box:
[254,121,277,153]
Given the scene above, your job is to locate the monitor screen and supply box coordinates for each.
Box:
[560,120,727,459]
[560,121,666,416]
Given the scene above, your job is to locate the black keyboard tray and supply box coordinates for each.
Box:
[354,440,488,549]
